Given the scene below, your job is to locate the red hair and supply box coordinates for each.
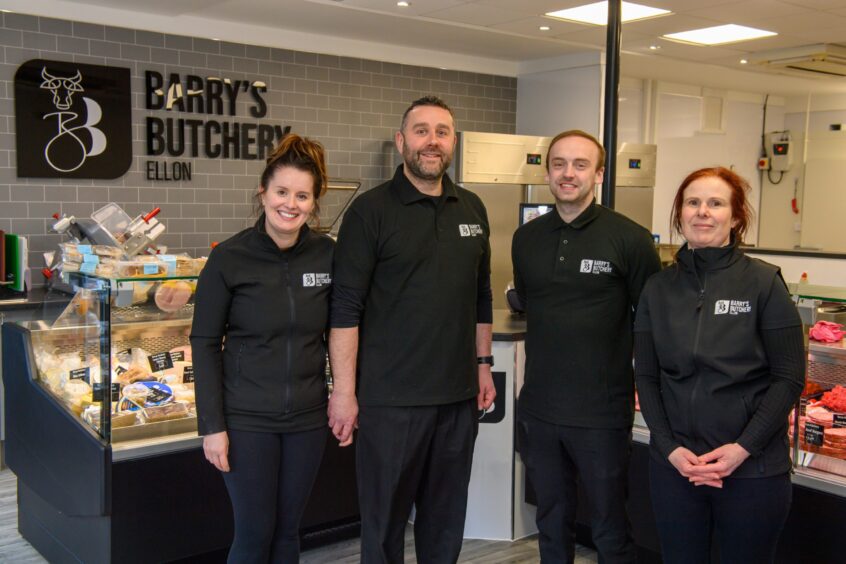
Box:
[670,167,753,244]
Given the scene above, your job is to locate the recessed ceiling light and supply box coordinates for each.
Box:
[539,26,551,31]
[740,59,748,64]
[648,44,660,50]
[546,2,671,26]
[397,1,410,6]
[663,24,776,46]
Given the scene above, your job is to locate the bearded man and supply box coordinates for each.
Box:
[328,95,495,564]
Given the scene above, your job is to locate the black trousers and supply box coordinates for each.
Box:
[649,458,792,564]
[356,399,478,564]
[518,410,636,564]
[222,427,327,564]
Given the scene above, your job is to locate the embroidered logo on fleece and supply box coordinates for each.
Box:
[459,224,483,237]
[714,300,751,315]
[579,259,613,274]
[302,273,331,287]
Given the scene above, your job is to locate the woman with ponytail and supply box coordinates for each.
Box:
[191,134,334,563]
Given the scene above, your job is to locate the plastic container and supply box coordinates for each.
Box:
[91,203,132,243]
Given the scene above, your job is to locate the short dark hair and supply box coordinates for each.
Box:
[546,130,606,172]
[671,166,753,244]
[400,95,455,132]
[254,134,328,218]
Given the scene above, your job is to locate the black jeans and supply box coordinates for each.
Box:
[649,458,792,564]
[356,399,478,564]
[222,427,327,564]
[518,410,636,564]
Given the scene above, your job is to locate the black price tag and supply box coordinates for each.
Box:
[92,383,103,402]
[170,350,185,362]
[148,352,174,372]
[146,385,172,404]
[69,367,90,384]
[115,365,128,375]
[805,422,825,446]
[182,365,195,383]
[834,414,846,428]
[111,383,121,402]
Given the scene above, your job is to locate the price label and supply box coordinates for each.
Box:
[182,365,195,383]
[77,244,92,254]
[805,422,825,446]
[170,350,185,362]
[79,262,97,275]
[148,352,174,372]
[81,253,100,265]
[111,383,121,402]
[69,367,90,384]
[160,255,177,275]
[92,383,103,402]
[143,263,160,275]
[834,414,846,428]
[115,365,128,375]
[146,384,172,404]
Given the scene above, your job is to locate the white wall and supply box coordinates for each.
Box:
[746,252,846,287]
[516,53,604,138]
[644,85,778,245]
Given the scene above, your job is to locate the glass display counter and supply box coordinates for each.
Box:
[2,272,358,563]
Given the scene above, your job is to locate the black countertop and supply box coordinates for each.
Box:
[492,309,526,342]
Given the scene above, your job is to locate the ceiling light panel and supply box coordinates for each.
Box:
[546,1,671,26]
[663,24,777,46]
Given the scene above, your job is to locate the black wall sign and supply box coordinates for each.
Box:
[15,59,132,179]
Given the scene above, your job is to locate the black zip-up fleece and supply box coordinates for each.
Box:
[191,217,333,435]
[634,243,803,478]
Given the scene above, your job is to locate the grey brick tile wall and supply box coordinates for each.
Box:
[0,13,516,285]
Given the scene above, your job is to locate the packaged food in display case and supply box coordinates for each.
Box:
[12,271,200,448]
[790,283,846,483]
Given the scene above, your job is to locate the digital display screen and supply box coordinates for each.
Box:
[526,153,542,165]
[628,158,641,169]
[519,203,553,226]
[773,143,788,155]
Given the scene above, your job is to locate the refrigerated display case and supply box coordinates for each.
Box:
[2,272,358,563]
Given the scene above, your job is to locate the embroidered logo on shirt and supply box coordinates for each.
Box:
[714,300,751,315]
[579,259,613,274]
[459,224,483,237]
[302,273,331,287]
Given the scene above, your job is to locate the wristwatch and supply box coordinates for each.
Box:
[477,356,494,367]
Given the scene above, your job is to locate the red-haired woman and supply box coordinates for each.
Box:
[191,134,333,563]
[634,167,804,563]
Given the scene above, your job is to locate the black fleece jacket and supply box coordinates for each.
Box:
[191,217,334,435]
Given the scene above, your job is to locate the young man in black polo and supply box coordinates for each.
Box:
[328,95,496,564]
[512,130,661,563]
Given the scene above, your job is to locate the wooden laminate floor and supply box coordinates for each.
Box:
[0,469,598,563]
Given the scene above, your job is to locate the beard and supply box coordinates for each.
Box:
[402,141,453,182]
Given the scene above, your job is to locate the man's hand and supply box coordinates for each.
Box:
[328,392,359,447]
[477,365,496,411]
[203,431,230,472]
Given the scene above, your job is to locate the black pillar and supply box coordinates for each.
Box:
[601,0,622,209]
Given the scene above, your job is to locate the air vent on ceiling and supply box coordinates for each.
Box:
[750,44,846,78]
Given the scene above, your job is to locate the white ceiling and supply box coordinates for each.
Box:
[7,0,846,94]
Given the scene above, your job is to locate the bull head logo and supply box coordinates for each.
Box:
[40,67,83,110]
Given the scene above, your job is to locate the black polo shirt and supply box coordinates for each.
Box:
[512,200,661,428]
[331,165,492,407]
